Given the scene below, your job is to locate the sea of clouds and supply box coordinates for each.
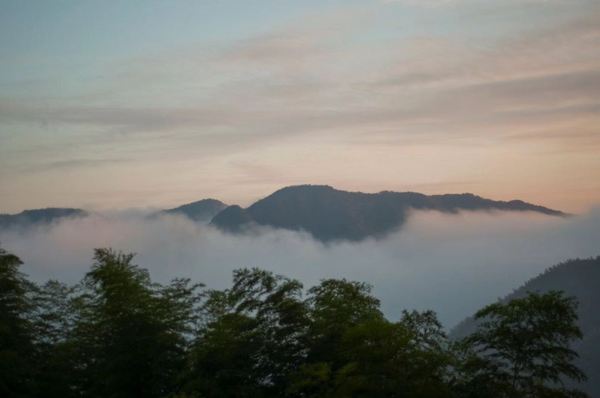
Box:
[1,208,599,329]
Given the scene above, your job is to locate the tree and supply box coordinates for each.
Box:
[305,279,383,364]
[460,291,587,397]
[72,248,202,398]
[318,311,453,398]
[0,246,591,398]
[186,268,308,398]
[0,246,36,397]
[30,280,79,398]
[395,310,454,396]
[289,279,385,397]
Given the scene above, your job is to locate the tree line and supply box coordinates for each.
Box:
[0,246,588,397]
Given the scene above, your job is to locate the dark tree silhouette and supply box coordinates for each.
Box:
[0,245,591,398]
[0,247,35,397]
[459,291,587,397]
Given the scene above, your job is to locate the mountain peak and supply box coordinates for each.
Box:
[268,184,336,195]
[0,207,88,229]
[210,205,253,232]
[161,198,227,222]
[210,185,565,242]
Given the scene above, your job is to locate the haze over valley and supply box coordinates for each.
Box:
[1,185,598,329]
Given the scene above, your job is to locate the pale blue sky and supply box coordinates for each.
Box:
[1,0,599,212]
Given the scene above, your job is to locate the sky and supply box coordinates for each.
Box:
[1,0,599,213]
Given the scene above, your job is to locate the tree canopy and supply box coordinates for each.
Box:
[0,245,589,398]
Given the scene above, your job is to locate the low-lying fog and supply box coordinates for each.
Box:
[2,209,599,329]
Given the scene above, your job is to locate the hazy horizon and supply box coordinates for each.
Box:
[0,183,585,215]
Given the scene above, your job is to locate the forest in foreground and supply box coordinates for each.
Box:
[0,246,590,398]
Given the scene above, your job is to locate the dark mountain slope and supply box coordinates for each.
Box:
[161,199,227,222]
[451,257,600,397]
[210,185,565,242]
[428,193,565,215]
[0,208,88,229]
[211,205,254,232]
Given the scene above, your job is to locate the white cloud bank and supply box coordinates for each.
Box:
[1,209,599,328]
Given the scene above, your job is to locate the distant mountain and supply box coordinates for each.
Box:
[210,185,565,242]
[160,199,227,222]
[0,208,88,229]
[451,257,600,397]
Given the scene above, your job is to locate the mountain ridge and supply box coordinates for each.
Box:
[159,198,227,222]
[0,208,88,229]
[0,185,566,239]
[210,184,566,242]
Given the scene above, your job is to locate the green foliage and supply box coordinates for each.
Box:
[291,310,453,398]
[306,279,383,358]
[0,245,590,398]
[186,268,308,397]
[0,247,35,397]
[70,248,203,398]
[458,291,586,397]
[30,280,79,397]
